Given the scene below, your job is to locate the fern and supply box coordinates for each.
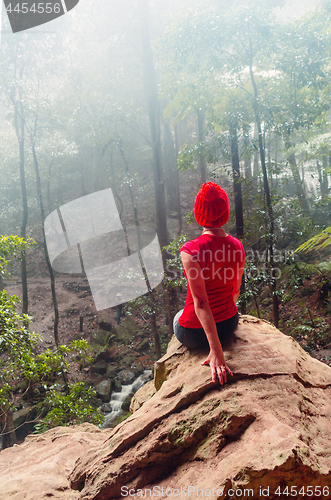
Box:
[295,227,331,254]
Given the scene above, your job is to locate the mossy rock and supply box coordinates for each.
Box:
[136,338,149,352]
[121,354,133,366]
[95,380,112,402]
[121,395,132,412]
[133,363,144,376]
[112,317,138,345]
[90,361,107,375]
[90,329,112,347]
[13,406,36,428]
[113,377,122,392]
[117,369,135,385]
[106,365,118,379]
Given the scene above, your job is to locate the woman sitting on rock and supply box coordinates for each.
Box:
[173,182,245,385]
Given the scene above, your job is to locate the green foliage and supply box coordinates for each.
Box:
[35,382,104,432]
[0,235,36,278]
[295,227,331,254]
[290,314,330,351]
[0,290,32,350]
[0,284,98,433]
[238,261,273,309]
[163,235,189,290]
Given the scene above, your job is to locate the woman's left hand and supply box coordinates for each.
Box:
[201,349,233,385]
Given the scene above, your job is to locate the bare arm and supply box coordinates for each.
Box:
[180,251,233,385]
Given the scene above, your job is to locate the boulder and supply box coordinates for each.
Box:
[112,377,122,392]
[2,316,331,500]
[95,380,112,402]
[70,316,331,499]
[0,424,107,500]
[90,330,111,347]
[13,406,33,428]
[106,365,118,379]
[90,361,107,375]
[117,369,135,385]
[112,317,137,345]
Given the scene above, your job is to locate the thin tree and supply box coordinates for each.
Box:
[11,69,29,315]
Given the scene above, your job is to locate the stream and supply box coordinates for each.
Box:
[102,369,153,428]
[0,369,153,449]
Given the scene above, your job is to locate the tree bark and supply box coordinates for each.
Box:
[229,117,244,239]
[13,94,28,315]
[138,0,168,250]
[118,140,161,359]
[138,0,176,343]
[197,110,207,184]
[248,37,278,328]
[286,145,310,216]
[30,132,60,348]
[322,155,328,198]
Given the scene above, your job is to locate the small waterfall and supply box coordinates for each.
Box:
[102,369,153,428]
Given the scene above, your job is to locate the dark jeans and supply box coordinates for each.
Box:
[173,309,239,351]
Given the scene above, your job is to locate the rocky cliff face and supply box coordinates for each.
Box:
[1,315,331,500]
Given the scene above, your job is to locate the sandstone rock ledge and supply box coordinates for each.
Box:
[0,423,108,500]
[69,316,331,500]
[1,315,331,500]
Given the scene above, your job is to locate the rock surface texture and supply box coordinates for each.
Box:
[69,316,331,499]
[0,424,108,500]
[1,316,331,499]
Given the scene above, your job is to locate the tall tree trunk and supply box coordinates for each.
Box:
[197,110,207,184]
[229,118,244,239]
[163,119,182,237]
[118,141,161,359]
[253,122,259,180]
[286,141,310,216]
[30,134,60,348]
[13,97,28,315]
[138,0,168,250]
[229,117,245,314]
[322,155,328,198]
[138,0,176,343]
[248,38,278,328]
[244,157,252,178]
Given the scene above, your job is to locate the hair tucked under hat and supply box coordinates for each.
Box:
[194,182,229,227]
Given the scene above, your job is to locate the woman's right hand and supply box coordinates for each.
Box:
[201,349,233,385]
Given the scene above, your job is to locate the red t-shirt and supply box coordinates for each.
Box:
[179,234,245,328]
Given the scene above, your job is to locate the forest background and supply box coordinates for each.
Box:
[2,0,331,448]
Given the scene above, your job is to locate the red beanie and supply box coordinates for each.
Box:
[194,182,229,227]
